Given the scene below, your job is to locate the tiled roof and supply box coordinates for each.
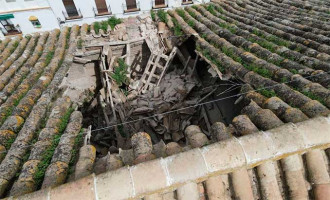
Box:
[1,0,330,199]
[10,115,330,200]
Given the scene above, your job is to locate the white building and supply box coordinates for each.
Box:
[0,0,208,38]
[0,0,59,38]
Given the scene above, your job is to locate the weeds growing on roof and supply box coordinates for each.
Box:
[157,9,168,23]
[108,16,122,30]
[176,9,186,18]
[45,51,54,66]
[77,39,83,49]
[34,107,74,188]
[206,4,216,15]
[150,10,156,21]
[171,18,183,36]
[94,21,100,34]
[10,41,19,53]
[101,20,108,32]
[110,58,129,87]
[67,128,84,178]
[259,88,276,98]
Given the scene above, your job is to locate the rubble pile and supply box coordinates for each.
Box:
[121,71,200,142]
[83,9,242,153]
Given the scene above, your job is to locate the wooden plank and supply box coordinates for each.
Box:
[102,55,125,147]
[85,37,145,47]
[195,50,223,79]
[156,47,177,86]
[192,54,199,74]
[181,55,191,74]
[139,53,156,90]
[141,48,164,93]
[176,48,186,66]
[126,43,131,66]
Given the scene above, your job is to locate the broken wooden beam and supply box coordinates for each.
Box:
[73,57,92,64]
[85,37,145,47]
[195,50,223,79]
[74,49,101,57]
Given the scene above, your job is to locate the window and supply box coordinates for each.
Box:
[0,19,21,36]
[124,0,140,12]
[29,16,41,28]
[95,0,110,15]
[182,0,193,5]
[63,0,79,18]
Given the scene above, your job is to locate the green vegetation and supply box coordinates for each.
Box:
[257,40,276,53]
[67,128,84,177]
[206,4,216,15]
[150,10,156,21]
[187,9,196,18]
[93,21,100,34]
[205,3,223,14]
[25,35,32,40]
[108,16,122,30]
[67,27,71,39]
[208,4,226,20]
[0,107,13,125]
[266,35,290,47]
[172,18,183,36]
[294,46,303,52]
[197,44,225,72]
[59,107,75,133]
[176,9,186,18]
[65,29,70,49]
[34,134,61,187]
[214,5,224,14]
[100,20,109,32]
[157,9,168,23]
[227,26,237,34]
[13,91,28,107]
[34,108,74,188]
[93,16,122,34]
[251,28,290,48]
[259,88,276,98]
[110,58,130,87]
[10,41,19,53]
[15,149,31,179]
[87,25,91,33]
[289,69,299,74]
[280,77,289,83]
[45,51,54,66]
[199,23,274,80]
[269,58,284,66]
[244,63,272,78]
[77,39,83,49]
[218,22,234,32]
[187,20,195,28]
[301,90,326,105]
[3,137,15,150]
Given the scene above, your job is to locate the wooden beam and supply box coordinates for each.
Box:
[176,48,186,66]
[195,50,223,79]
[85,37,145,47]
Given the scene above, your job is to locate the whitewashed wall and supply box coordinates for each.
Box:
[11,9,59,34]
[0,0,58,39]
[0,0,209,38]
[0,0,50,12]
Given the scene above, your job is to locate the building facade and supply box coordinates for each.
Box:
[0,0,59,38]
[0,0,208,39]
